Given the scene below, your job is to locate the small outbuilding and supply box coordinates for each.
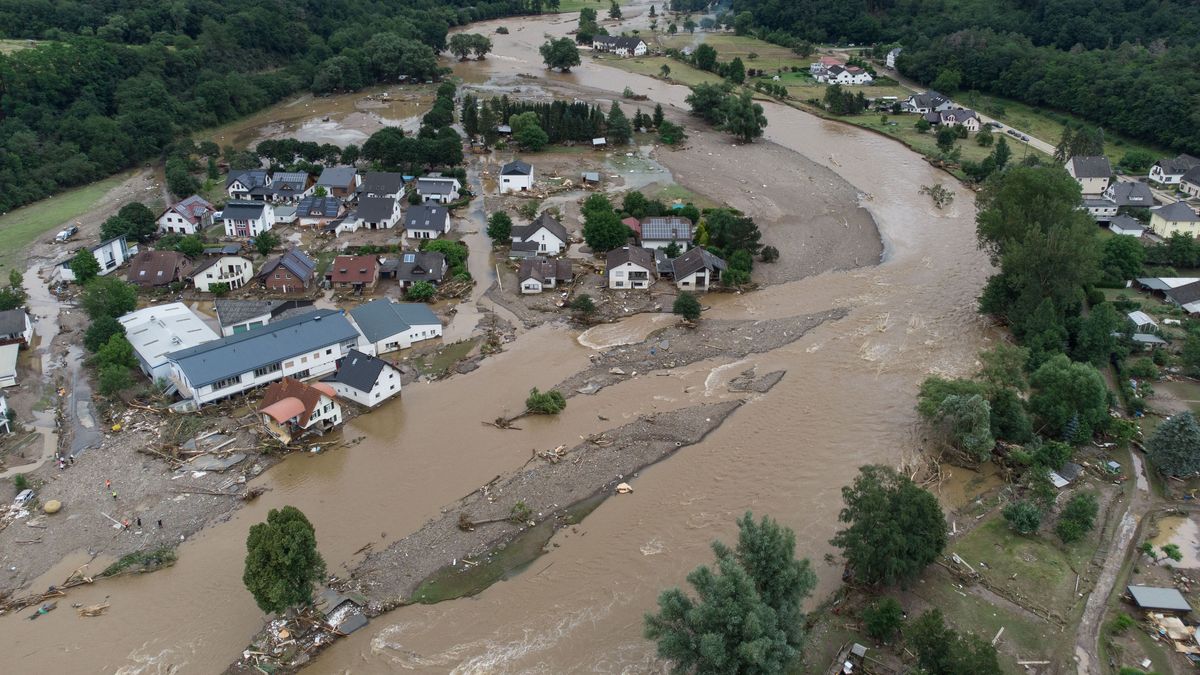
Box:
[499,160,534,193]
[1128,585,1193,614]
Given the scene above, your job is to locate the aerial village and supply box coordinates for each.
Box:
[4,2,1200,674]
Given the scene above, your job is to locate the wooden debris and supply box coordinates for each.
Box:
[77,602,110,617]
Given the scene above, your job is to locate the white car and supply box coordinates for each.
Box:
[13,488,34,507]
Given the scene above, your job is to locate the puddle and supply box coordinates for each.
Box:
[1151,515,1200,568]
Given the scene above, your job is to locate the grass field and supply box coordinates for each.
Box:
[596,54,722,87]
[0,38,40,54]
[843,113,1037,167]
[0,173,129,272]
[555,0,621,11]
[659,33,809,72]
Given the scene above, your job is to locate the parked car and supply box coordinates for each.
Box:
[13,488,35,507]
[54,225,79,243]
[1005,129,1020,137]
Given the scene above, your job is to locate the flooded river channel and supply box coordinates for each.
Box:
[2,7,993,674]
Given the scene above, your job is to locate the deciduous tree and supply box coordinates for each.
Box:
[243,506,327,614]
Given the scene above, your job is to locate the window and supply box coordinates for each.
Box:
[213,374,242,390]
[284,361,294,368]
[293,368,310,379]
[253,362,282,378]
[325,349,332,355]
[614,270,625,278]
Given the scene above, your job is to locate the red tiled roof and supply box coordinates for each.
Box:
[329,255,379,284]
[622,217,641,236]
[259,377,334,423]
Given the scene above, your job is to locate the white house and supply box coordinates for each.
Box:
[167,309,363,407]
[935,108,980,132]
[1108,214,1146,237]
[639,216,693,250]
[671,247,726,292]
[1083,197,1118,221]
[818,65,873,85]
[0,344,17,388]
[1181,166,1200,199]
[1149,154,1200,185]
[222,202,275,239]
[1104,181,1155,208]
[191,255,255,292]
[499,160,534,193]
[157,195,216,235]
[403,204,451,240]
[511,212,569,256]
[357,172,407,200]
[295,196,342,228]
[519,257,573,294]
[903,91,952,114]
[348,299,442,355]
[885,47,902,69]
[0,309,33,346]
[415,177,461,204]
[1066,156,1113,195]
[321,349,402,408]
[0,395,10,433]
[592,35,648,57]
[226,170,269,200]
[258,377,342,444]
[57,235,137,282]
[119,303,220,387]
[350,196,402,231]
[606,246,657,290]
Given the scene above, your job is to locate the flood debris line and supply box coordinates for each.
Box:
[564,310,845,398]
[226,401,742,674]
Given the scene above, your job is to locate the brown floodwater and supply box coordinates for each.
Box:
[0,6,994,673]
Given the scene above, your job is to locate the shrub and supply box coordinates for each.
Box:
[570,294,596,317]
[1108,613,1136,634]
[13,474,28,491]
[1056,492,1098,543]
[673,293,702,321]
[1002,500,1042,534]
[526,387,566,414]
[863,597,904,641]
[760,245,779,263]
[405,281,436,302]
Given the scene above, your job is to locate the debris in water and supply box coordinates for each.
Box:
[616,483,634,494]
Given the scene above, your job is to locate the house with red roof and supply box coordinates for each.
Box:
[258,377,342,444]
[326,255,380,292]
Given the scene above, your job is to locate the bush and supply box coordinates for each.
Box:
[570,294,596,317]
[526,387,566,414]
[97,363,133,397]
[863,597,904,641]
[1108,613,1136,634]
[517,199,541,220]
[673,293,702,321]
[1056,492,1098,543]
[13,474,28,491]
[1002,500,1042,534]
[760,245,779,263]
[496,26,509,34]
[405,281,436,302]
[1126,357,1159,379]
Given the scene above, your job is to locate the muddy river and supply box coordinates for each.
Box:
[1,7,992,674]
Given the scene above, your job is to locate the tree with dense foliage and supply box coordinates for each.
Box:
[1028,355,1109,441]
[487,211,513,241]
[658,120,687,146]
[84,316,125,353]
[645,512,815,674]
[1003,500,1042,535]
[582,210,629,253]
[1056,492,1098,543]
[863,597,904,641]
[405,280,436,302]
[906,609,1002,675]
[526,387,566,414]
[929,393,995,461]
[824,84,867,115]
[977,343,1030,392]
[447,33,492,60]
[720,90,768,142]
[243,506,327,614]
[254,230,281,257]
[1100,235,1146,285]
[81,276,138,320]
[830,465,947,586]
[93,333,137,371]
[1148,412,1200,477]
[673,293,702,321]
[686,82,734,125]
[653,103,665,128]
[608,0,622,19]
[570,294,596,319]
[97,363,133,397]
[705,209,762,256]
[606,102,633,145]
[69,249,102,284]
[540,37,581,72]
[509,112,550,151]
[175,235,205,259]
[1072,302,1129,366]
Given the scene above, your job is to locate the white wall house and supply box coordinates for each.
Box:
[222,202,275,239]
[499,160,534,193]
[404,204,451,240]
[1181,167,1200,199]
[1149,155,1200,185]
[592,36,648,57]
[349,300,443,355]
[1083,197,1118,221]
[192,255,254,292]
[57,235,137,283]
[818,65,873,85]
[886,47,902,69]
[1066,156,1113,195]
[0,309,33,346]
[119,303,220,387]
[511,212,568,256]
[415,177,461,204]
[157,195,216,235]
[321,349,402,408]
[606,246,656,290]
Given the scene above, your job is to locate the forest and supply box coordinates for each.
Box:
[0,0,541,213]
[729,0,1200,154]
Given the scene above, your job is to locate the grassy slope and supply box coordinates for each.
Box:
[0,173,129,273]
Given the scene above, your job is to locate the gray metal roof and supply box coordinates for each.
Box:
[0,309,28,336]
[416,178,457,195]
[1068,155,1112,178]
[1106,181,1153,206]
[349,299,439,342]
[501,160,533,176]
[404,204,448,230]
[1154,202,1200,222]
[317,166,358,188]
[167,309,359,388]
[322,348,392,393]
[222,201,267,220]
[355,196,397,222]
[672,247,727,279]
[1128,585,1192,611]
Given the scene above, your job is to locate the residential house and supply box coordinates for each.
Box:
[258,377,342,444]
[903,91,952,114]
[499,160,534,193]
[295,195,343,228]
[349,299,442,354]
[415,177,461,204]
[126,250,193,288]
[518,257,573,294]
[321,349,402,408]
[256,171,313,203]
[671,247,726,291]
[1128,310,1158,332]
[259,247,318,293]
[1082,197,1118,221]
[222,202,275,239]
[274,204,298,226]
[1181,166,1200,199]
[0,344,17,388]
[214,299,314,337]
[352,196,401,231]
[316,166,361,199]
[327,255,380,292]
[935,108,979,131]
[808,55,843,77]
[1104,181,1155,208]
[357,172,407,200]
[639,216,693,250]
[592,35,648,57]
[1149,154,1200,185]
[404,204,451,240]
[511,212,569,256]
[0,309,33,346]
[191,254,254,292]
[1066,156,1113,195]
[817,64,873,85]
[606,246,657,289]
[390,251,447,290]
[167,309,363,407]
[1108,214,1146,237]
[57,235,136,282]
[118,302,219,386]
[157,195,216,235]
[885,47,902,69]
[1149,202,1200,238]
[226,169,269,200]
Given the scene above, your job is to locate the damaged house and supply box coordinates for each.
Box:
[258,377,342,444]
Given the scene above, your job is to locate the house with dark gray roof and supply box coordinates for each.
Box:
[671,247,726,291]
[253,171,313,203]
[296,195,343,227]
[1165,279,1200,311]
[356,196,401,230]
[591,35,647,57]
[404,204,450,239]
[1066,156,1112,195]
[389,251,447,289]
[1149,154,1200,185]
[259,247,317,293]
[499,160,534,193]
[1104,181,1154,208]
[348,299,442,354]
[511,212,569,255]
[518,257,573,294]
[226,170,269,200]
[415,177,461,204]
[221,201,275,238]
[357,172,407,200]
[316,166,360,199]
[321,349,402,407]
[214,299,315,336]
[903,91,952,114]
[167,309,363,406]
[1150,201,1200,238]
[1108,214,1146,237]
[0,309,32,346]
[639,216,693,250]
[607,246,657,289]
[1182,166,1200,199]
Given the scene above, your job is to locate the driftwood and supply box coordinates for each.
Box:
[77,602,110,617]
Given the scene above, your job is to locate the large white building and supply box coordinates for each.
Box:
[348,299,442,355]
[119,303,220,387]
[191,254,255,292]
[57,235,137,283]
[499,160,534,193]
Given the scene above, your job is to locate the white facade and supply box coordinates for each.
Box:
[520,278,546,294]
[221,311,271,337]
[819,67,873,85]
[676,269,714,291]
[223,204,275,238]
[608,261,654,289]
[406,213,451,240]
[885,47,902,69]
[1084,199,1118,220]
[416,178,461,204]
[366,321,442,355]
[118,303,220,385]
[157,209,209,235]
[174,343,351,407]
[57,236,136,282]
[260,388,341,443]
[193,256,254,292]
[1109,221,1145,237]
[324,357,403,408]
[0,344,17,388]
[500,169,534,193]
[0,395,10,433]
[511,226,565,255]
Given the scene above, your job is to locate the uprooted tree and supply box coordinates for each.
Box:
[526,387,566,415]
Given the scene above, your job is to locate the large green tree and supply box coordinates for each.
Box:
[719,90,768,142]
[540,37,581,71]
[1148,411,1200,476]
[243,506,327,614]
[81,276,138,320]
[1027,354,1109,441]
[69,249,102,284]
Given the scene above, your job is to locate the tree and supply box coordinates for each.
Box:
[658,120,687,146]
[1056,492,1098,543]
[254,230,281,257]
[1100,235,1145,283]
[977,343,1030,392]
[930,68,962,92]
[976,131,995,147]
[97,363,133,397]
[992,136,1012,170]
[510,112,550,151]
[84,315,125,352]
[915,118,931,133]
[583,210,630,252]
[659,63,671,78]
[526,387,566,414]
[932,394,995,461]
[69,249,102,284]
[863,598,904,641]
[608,0,621,19]
[81,276,138,320]
[1003,500,1043,534]
[935,126,957,153]
[663,241,682,258]
[720,91,767,142]
[652,103,665,128]
[540,38,581,72]
[1027,355,1109,441]
[406,280,437,302]
[1148,412,1200,476]
[726,57,745,84]
[706,209,762,255]
[907,609,1002,675]
[830,465,947,586]
[733,11,755,35]
[243,506,327,614]
[673,293,702,321]
[448,33,487,60]
[94,333,137,370]
[1072,302,1128,366]
[693,44,718,72]
[760,245,779,263]
[487,211,513,241]
[175,235,205,258]
[570,294,596,318]
[606,102,632,145]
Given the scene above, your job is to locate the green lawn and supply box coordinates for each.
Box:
[0,38,40,54]
[843,113,1032,167]
[598,54,722,87]
[0,172,130,273]
[555,0,622,11]
[658,33,809,72]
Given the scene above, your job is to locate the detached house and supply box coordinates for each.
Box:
[126,250,193,288]
[415,177,461,204]
[1082,197,1118,221]
[191,253,254,292]
[296,196,343,228]
[357,172,407,200]
[404,204,451,239]
[519,257,573,294]
[316,166,360,199]
[903,91,952,114]
[511,212,569,256]
[258,172,313,203]
[327,255,380,292]
[157,195,216,235]
[817,65,873,85]
[214,298,314,337]
[0,309,33,347]
[352,196,401,231]
[321,349,402,408]
[499,160,534,193]
[258,377,342,444]
[1149,154,1200,185]
[259,247,317,293]
[1181,166,1200,199]
[639,216,693,250]
[809,56,843,77]
[349,299,442,354]
[1105,181,1155,208]
[885,47,902,69]
[1149,202,1200,238]
[1066,156,1113,195]
[226,170,269,200]
[389,251,447,290]
[592,35,648,57]
[606,246,657,289]
[222,202,275,239]
[926,108,979,131]
[671,247,726,291]
[57,235,137,282]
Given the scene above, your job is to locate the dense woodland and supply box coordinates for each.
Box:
[0,0,542,213]
[729,0,1200,154]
